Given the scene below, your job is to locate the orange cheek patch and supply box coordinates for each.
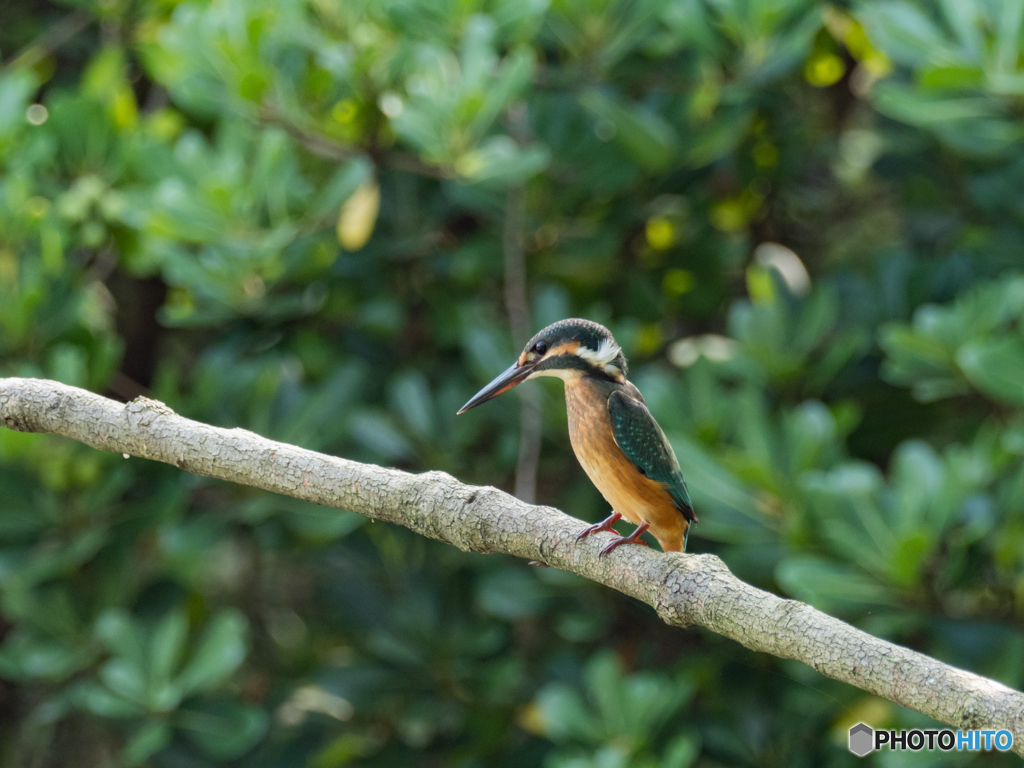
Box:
[549,341,580,357]
[521,341,579,367]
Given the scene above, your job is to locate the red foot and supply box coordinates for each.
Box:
[576,511,622,542]
[599,520,651,556]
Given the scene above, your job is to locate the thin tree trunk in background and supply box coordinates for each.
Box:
[503,185,541,503]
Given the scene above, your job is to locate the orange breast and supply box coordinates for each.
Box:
[564,379,687,551]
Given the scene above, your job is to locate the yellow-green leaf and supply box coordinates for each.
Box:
[336,180,380,251]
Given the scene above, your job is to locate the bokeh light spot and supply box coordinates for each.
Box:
[805,53,846,87]
[663,269,694,296]
[26,104,48,125]
[645,217,677,250]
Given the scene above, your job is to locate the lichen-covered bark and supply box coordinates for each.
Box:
[2,377,1023,753]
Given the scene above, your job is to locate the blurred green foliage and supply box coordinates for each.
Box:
[1,0,1024,765]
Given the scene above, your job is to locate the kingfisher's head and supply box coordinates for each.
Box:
[457,318,627,414]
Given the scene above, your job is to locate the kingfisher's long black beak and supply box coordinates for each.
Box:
[457,361,533,414]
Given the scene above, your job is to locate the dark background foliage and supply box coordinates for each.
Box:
[1,0,1023,765]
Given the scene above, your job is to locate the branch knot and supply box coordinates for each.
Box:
[125,396,176,427]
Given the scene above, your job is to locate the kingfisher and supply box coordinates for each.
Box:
[458,318,697,555]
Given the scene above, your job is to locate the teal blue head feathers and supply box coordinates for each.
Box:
[457,319,627,413]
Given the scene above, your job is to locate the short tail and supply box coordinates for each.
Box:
[680,508,697,552]
[676,500,698,524]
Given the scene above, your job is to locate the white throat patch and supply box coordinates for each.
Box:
[527,367,582,381]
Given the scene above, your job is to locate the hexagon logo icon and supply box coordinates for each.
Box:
[849,722,874,757]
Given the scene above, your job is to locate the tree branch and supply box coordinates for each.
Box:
[4,10,92,70]
[1,377,1022,752]
[256,104,452,180]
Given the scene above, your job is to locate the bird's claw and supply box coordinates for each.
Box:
[596,520,651,556]
[598,537,649,556]
[576,523,608,541]
[576,511,622,542]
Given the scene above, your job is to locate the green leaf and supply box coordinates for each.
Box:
[123,721,172,766]
[888,530,931,587]
[995,0,1024,74]
[280,500,365,543]
[933,117,1023,155]
[916,65,984,91]
[350,411,413,461]
[534,684,600,743]
[584,651,623,733]
[685,109,753,167]
[784,401,837,474]
[493,0,550,39]
[177,699,269,759]
[175,610,248,695]
[71,681,144,718]
[747,8,821,84]
[937,0,983,60]
[468,48,534,142]
[858,1,956,67]
[455,136,550,186]
[148,609,188,707]
[664,732,701,768]
[776,556,896,612]
[667,434,766,537]
[957,337,1024,405]
[800,465,894,575]
[0,71,37,138]
[734,388,777,485]
[238,69,269,103]
[460,15,499,94]
[878,323,965,401]
[620,671,691,737]
[872,83,998,125]
[0,632,93,682]
[889,440,944,532]
[99,658,148,704]
[83,47,128,99]
[278,363,366,449]
[96,609,146,671]
[311,156,374,220]
[579,89,679,171]
[598,0,668,68]
[476,568,548,620]
[390,371,435,442]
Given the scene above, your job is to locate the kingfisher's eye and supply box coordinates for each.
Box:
[533,341,548,355]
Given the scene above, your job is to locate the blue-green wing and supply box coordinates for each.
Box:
[607,390,696,523]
